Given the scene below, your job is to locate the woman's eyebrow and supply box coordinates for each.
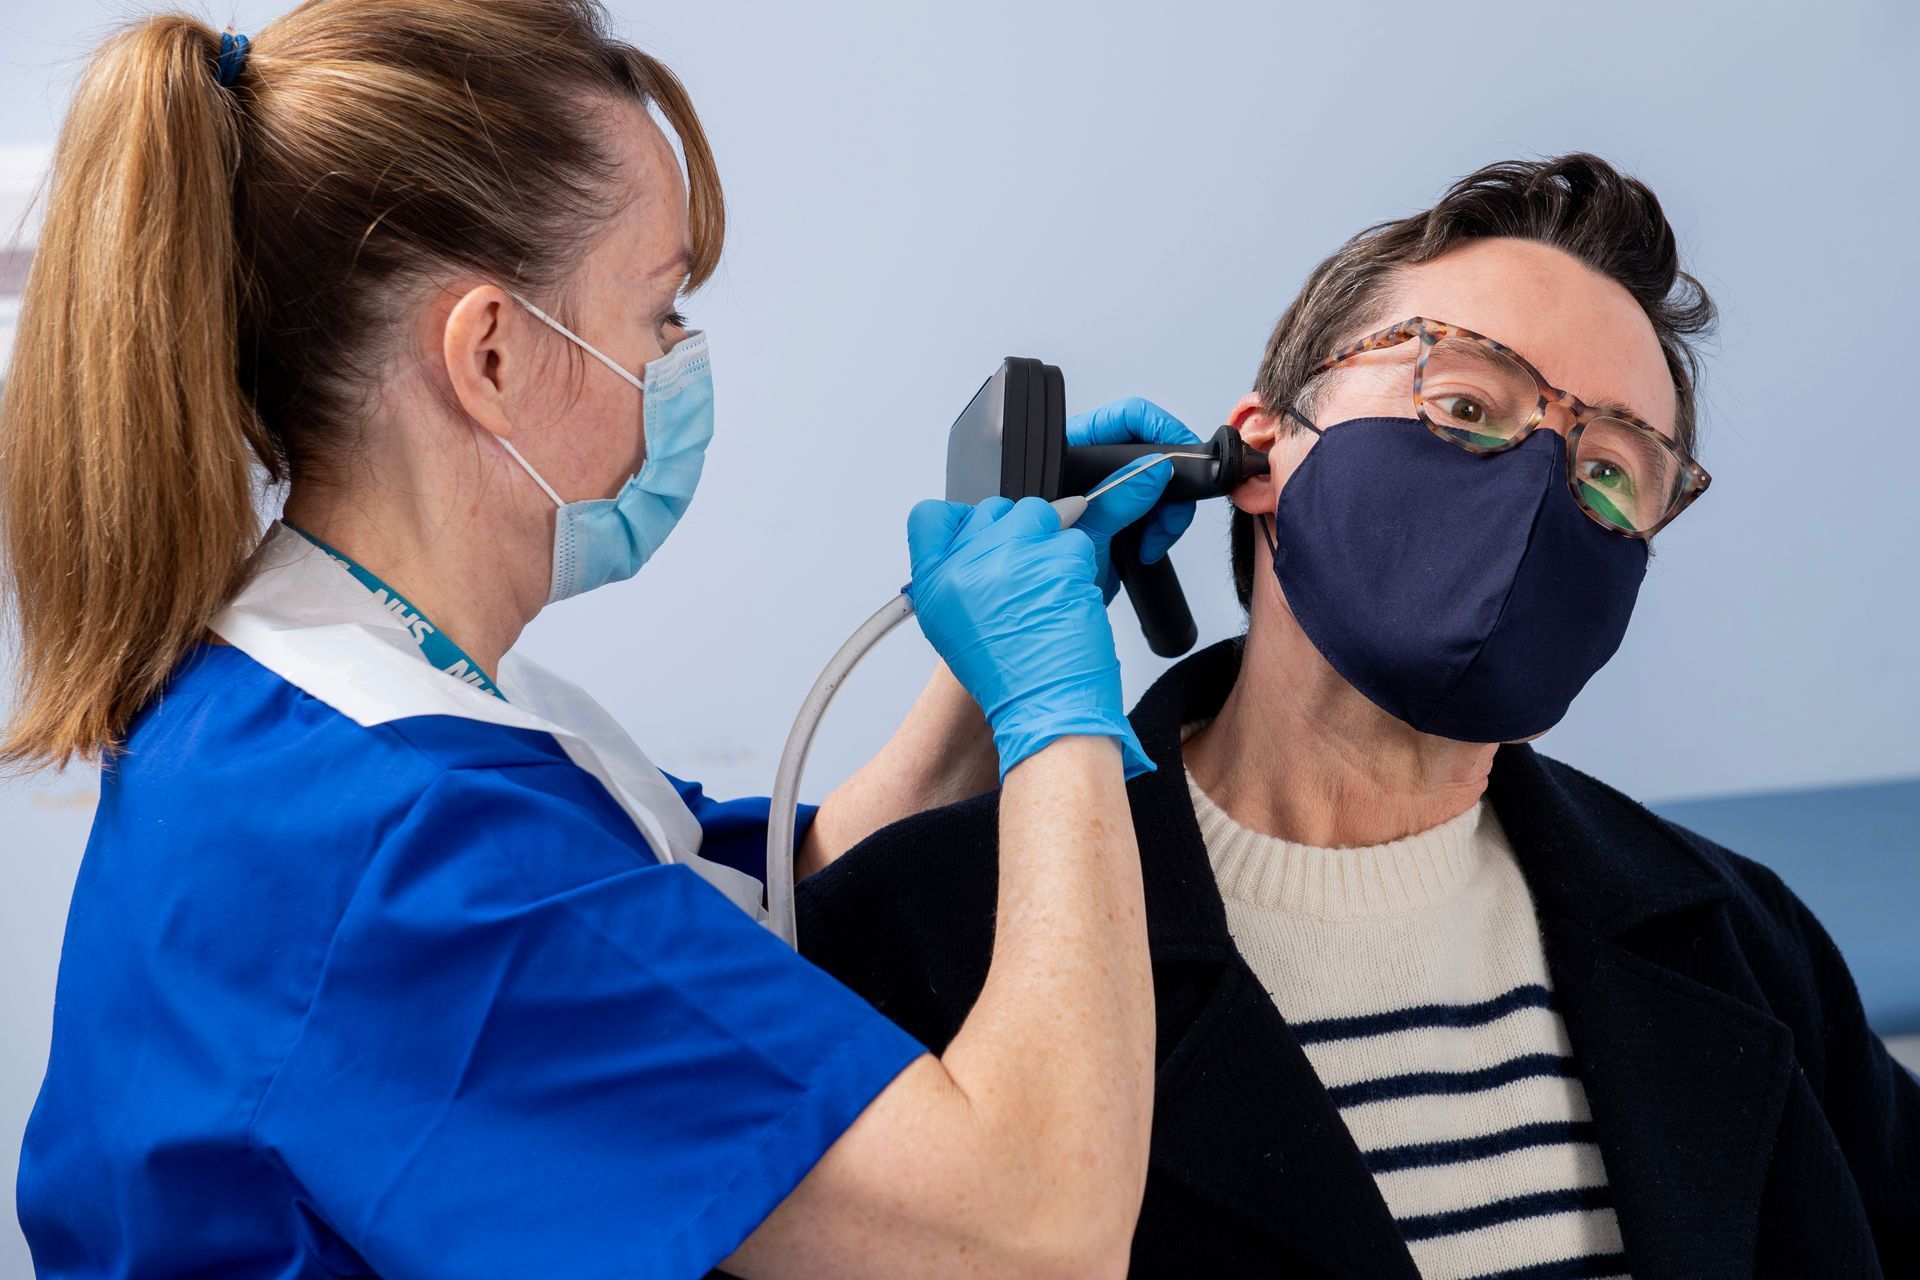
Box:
[648,249,693,283]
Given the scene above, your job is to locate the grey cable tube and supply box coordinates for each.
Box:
[765,592,917,947]
[763,495,1088,948]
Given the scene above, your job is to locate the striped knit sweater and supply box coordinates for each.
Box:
[1186,768,1632,1280]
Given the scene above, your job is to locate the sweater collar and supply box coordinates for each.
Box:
[1189,771,1492,919]
[1124,639,1790,1278]
[1124,638,1732,944]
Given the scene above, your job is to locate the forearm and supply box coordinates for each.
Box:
[729,736,1153,1280]
[735,484,1163,1278]
[940,734,1156,1266]
[800,663,999,876]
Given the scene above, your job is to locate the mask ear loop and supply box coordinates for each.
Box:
[508,291,649,393]
[487,290,655,509]
[495,436,566,509]
[1260,402,1322,559]
[1259,512,1289,617]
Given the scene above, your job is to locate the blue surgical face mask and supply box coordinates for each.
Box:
[496,292,714,603]
[1265,417,1649,742]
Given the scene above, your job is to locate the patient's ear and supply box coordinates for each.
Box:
[1228,393,1284,517]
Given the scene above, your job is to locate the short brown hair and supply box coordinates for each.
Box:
[0,0,723,771]
[1230,153,1715,608]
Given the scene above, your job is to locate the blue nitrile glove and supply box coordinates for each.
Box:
[907,492,1157,780]
[1065,396,1204,579]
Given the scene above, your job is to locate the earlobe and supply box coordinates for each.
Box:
[1229,471,1275,517]
[443,285,516,440]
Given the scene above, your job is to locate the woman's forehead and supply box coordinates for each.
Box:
[595,108,691,275]
[1373,238,1678,433]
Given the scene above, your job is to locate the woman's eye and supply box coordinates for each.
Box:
[662,309,689,334]
[1580,457,1635,494]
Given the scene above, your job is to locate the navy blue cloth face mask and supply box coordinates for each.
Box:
[1265,417,1649,742]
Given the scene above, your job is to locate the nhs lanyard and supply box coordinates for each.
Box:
[282,523,507,702]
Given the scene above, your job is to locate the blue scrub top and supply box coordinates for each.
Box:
[17,643,924,1279]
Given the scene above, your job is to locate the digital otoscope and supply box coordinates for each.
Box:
[764,357,1269,945]
[943,356,1269,655]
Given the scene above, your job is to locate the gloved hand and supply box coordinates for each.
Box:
[907,488,1164,781]
[1066,397,1203,585]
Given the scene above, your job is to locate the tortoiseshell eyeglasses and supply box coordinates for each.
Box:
[1288,317,1712,539]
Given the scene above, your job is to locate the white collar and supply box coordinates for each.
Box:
[208,523,767,920]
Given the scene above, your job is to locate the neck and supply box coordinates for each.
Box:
[281,437,552,681]
[1185,586,1495,848]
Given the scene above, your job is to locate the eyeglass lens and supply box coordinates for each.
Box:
[1417,335,1685,535]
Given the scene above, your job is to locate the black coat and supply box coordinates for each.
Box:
[796,640,1920,1278]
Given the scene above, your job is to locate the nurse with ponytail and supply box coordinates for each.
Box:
[3,3,1197,1275]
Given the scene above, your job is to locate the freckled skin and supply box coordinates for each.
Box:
[501,105,693,504]
[280,99,696,673]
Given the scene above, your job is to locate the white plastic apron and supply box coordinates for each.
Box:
[209,522,767,920]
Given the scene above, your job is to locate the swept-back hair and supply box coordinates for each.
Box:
[1232,153,1714,607]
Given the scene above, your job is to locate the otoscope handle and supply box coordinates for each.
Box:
[1060,424,1267,503]
[1060,424,1259,658]
[1113,525,1197,657]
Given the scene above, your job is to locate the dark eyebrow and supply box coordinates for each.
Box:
[1588,394,1651,423]
[1346,328,1665,429]
[1555,377,1654,426]
[1453,338,1658,426]
[1339,339,1420,371]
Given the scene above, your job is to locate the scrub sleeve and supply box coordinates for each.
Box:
[250,760,924,1279]
[662,771,815,885]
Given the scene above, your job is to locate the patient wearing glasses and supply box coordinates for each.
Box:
[790,153,1918,1279]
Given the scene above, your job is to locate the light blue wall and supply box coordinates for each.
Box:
[1655,779,1920,1035]
[3,1,1917,1272]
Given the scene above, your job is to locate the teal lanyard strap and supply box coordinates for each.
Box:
[282,522,509,702]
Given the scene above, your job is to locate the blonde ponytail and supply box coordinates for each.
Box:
[1,1,725,773]
[1,16,273,772]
